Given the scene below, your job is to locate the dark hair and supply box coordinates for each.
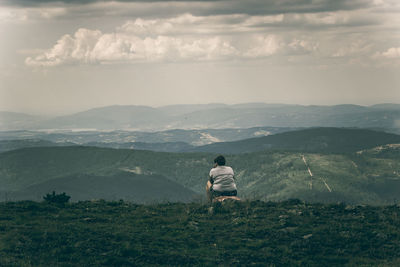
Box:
[214,155,226,166]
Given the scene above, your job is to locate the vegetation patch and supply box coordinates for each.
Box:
[1,200,400,266]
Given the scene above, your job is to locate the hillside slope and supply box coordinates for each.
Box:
[0,139,76,153]
[9,172,198,203]
[0,127,298,146]
[192,127,400,154]
[1,145,399,204]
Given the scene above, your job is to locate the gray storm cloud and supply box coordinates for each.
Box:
[3,0,374,16]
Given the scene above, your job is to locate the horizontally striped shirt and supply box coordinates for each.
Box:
[209,166,237,192]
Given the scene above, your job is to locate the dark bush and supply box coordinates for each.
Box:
[43,191,71,204]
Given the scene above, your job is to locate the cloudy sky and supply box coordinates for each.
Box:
[1,0,399,115]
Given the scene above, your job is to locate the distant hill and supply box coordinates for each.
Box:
[158,103,227,116]
[370,103,400,110]
[0,138,194,154]
[1,103,400,131]
[192,127,400,154]
[1,144,400,204]
[85,141,194,152]
[2,127,399,154]
[0,111,42,130]
[0,126,298,146]
[0,139,76,153]
[38,105,169,130]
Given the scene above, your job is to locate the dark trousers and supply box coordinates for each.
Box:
[210,187,237,198]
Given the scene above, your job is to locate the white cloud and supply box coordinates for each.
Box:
[28,10,394,67]
[26,28,102,66]
[38,7,67,19]
[380,47,400,58]
[0,6,68,23]
[332,40,373,57]
[0,7,27,22]
[27,14,322,66]
[118,13,255,36]
[25,24,241,66]
[288,38,319,53]
[118,14,204,36]
[243,35,281,58]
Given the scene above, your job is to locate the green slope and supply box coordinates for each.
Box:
[1,145,400,204]
[9,172,198,203]
[0,139,77,153]
[193,127,400,154]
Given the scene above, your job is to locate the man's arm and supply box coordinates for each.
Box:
[209,169,214,184]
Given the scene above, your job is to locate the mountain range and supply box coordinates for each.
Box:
[1,103,400,132]
[0,126,299,146]
[1,128,399,204]
[1,127,399,154]
[190,127,400,154]
[1,103,400,204]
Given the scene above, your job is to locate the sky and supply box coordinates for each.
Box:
[0,0,399,116]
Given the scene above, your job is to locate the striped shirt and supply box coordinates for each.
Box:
[209,166,237,192]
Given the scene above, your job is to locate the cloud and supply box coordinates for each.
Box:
[0,0,385,31]
[20,0,396,68]
[0,6,28,22]
[25,23,241,66]
[117,14,232,36]
[243,35,281,58]
[287,39,319,54]
[26,14,327,66]
[277,11,380,28]
[380,47,400,58]
[2,0,375,17]
[332,39,373,58]
[26,29,102,66]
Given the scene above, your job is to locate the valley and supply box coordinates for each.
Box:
[1,104,400,205]
[0,139,399,205]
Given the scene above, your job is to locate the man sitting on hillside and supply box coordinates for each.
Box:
[206,155,238,202]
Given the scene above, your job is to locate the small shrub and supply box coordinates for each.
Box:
[43,191,71,204]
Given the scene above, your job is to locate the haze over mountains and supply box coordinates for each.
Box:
[1,103,400,132]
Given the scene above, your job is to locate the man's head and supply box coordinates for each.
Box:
[214,155,226,166]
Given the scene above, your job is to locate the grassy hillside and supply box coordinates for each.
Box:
[193,127,400,154]
[1,200,400,266]
[1,144,399,204]
[9,172,198,203]
[2,127,398,155]
[85,141,194,153]
[0,139,77,153]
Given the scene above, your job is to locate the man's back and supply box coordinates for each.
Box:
[209,165,237,192]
